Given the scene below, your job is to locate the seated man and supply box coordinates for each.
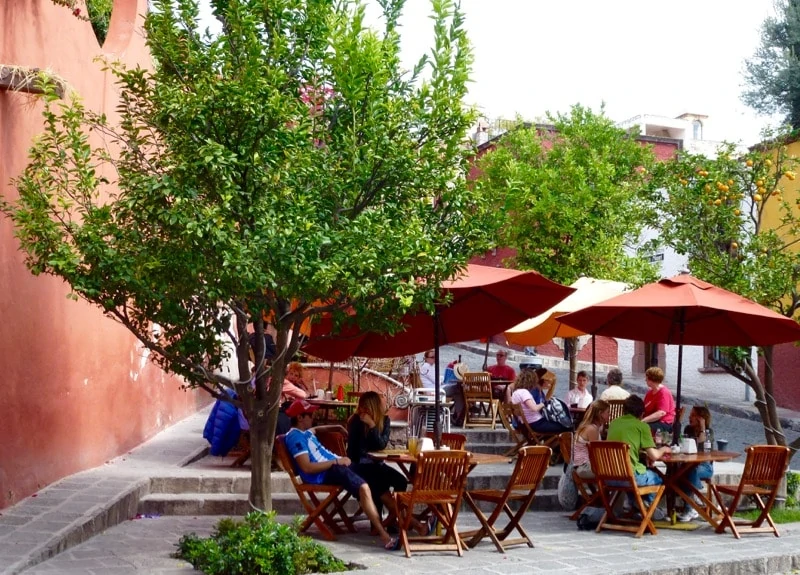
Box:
[599,367,630,401]
[284,399,399,550]
[606,395,671,515]
[487,349,516,400]
[565,370,593,409]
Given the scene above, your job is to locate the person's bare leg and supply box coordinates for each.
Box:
[359,485,392,544]
[379,492,425,534]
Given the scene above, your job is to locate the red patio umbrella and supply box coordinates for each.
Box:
[304,264,573,361]
[303,264,574,444]
[558,273,800,439]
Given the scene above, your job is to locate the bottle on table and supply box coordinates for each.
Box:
[704,429,713,453]
[655,430,663,447]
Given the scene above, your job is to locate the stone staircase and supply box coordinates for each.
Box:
[138,425,563,516]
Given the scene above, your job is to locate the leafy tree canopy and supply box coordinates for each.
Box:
[650,135,800,451]
[2,0,494,508]
[742,0,800,129]
[475,105,659,286]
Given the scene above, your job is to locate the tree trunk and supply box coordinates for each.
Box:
[761,345,786,446]
[743,357,778,445]
[248,409,274,511]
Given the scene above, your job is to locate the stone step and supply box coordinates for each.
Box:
[148,473,294,495]
[463,442,517,456]
[138,488,564,517]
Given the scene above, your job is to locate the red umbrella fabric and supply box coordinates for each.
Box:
[303,264,574,362]
[558,273,800,440]
[557,274,800,347]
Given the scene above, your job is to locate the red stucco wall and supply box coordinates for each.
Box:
[0,0,208,510]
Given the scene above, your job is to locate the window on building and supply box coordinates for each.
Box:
[692,120,703,140]
[702,345,726,371]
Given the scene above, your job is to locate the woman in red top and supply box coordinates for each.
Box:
[641,366,675,433]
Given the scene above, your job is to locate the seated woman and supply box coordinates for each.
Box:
[640,367,675,433]
[572,399,610,479]
[510,369,571,434]
[346,392,430,535]
[677,406,714,523]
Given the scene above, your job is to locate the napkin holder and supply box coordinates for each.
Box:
[419,437,435,452]
[680,438,697,454]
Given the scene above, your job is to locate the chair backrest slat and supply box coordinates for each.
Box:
[741,445,790,487]
[606,400,626,423]
[425,432,467,450]
[275,434,304,487]
[462,372,493,398]
[509,446,551,491]
[589,441,633,483]
[559,432,573,466]
[414,450,471,493]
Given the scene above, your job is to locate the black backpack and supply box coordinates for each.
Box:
[542,398,573,429]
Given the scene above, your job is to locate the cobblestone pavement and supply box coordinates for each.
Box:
[20,512,800,575]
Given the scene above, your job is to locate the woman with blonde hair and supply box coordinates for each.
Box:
[347,392,430,536]
[572,400,610,478]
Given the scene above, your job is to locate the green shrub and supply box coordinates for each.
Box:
[174,512,348,575]
[786,471,800,509]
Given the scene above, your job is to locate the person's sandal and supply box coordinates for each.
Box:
[384,536,400,551]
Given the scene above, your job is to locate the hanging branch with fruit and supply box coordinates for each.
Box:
[648,131,800,455]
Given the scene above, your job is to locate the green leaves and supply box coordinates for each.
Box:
[3,0,491,389]
[475,105,658,286]
[652,134,800,319]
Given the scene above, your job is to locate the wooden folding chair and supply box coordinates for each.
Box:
[462,372,500,429]
[497,402,527,456]
[274,434,358,541]
[511,404,560,453]
[394,450,471,557]
[606,399,626,423]
[589,441,665,537]
[462,446,551,552]
[559,432,601,520]
[709,445,790,538]
[314,425,349,457]
[425,432,467,450]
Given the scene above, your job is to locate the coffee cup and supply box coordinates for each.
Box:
[717,439,728,452]
[324,390,333,400]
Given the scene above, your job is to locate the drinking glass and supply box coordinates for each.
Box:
[407,435,419,456]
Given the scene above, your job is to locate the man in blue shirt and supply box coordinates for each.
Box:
[284,399,398,550]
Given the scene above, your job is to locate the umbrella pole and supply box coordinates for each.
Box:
[483,339,490,370]
[673,310,686,445]
[433,307,442,449]
[591,334,597,399]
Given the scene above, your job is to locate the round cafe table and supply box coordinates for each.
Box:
[656,450,740,526]
[369,449,508,481]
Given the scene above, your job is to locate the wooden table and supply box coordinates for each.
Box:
[307,398,357,424]
[657,450,740,527]
[569,407,587,428]
[369,449,509,480]
[491,379,514,401]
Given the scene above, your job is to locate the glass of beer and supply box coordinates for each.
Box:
[407,435,419,456]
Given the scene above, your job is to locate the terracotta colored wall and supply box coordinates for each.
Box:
[0,0,208,510]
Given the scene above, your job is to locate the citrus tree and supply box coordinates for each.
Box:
[475,105,659,385]
[650,137,800,452]
[1,0,494,509]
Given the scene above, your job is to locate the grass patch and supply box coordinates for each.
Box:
[735,508,800,524]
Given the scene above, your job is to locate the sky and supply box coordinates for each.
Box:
[198,0,781,147]
[389,0,779,147]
